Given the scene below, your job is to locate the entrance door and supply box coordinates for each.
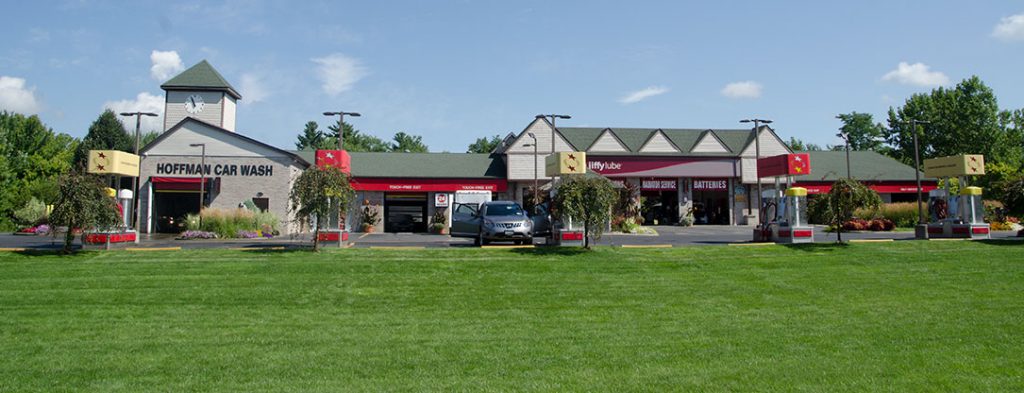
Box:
[153,192,200,233]
[640,190,679,225]
[691,179,730,225]
[384,193,428,233]
[692,189,729,225]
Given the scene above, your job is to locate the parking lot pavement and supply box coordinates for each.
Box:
[1,227,1019,251]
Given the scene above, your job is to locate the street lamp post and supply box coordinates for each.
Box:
[323,111,361,150]
[740,118,773,227]
[189,143,206,227]
[525,132,539,206]
[119,111,158,243]
[322,111,360,233]
[909,119,931,229]
[535,114,571,157]
[835,115,853,179]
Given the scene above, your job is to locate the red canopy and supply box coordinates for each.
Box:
[151,177,217,192]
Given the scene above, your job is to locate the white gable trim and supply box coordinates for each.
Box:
[739,126,794,157]
[691,131,730,153]
[639,129,681,153]
[142,118,307,164]
[505,117,576,154]
[587,128,629,152]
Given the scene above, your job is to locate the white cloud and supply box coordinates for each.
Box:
[619,86,669,104]
[150,50,184,81]
[0,76,41,114]
[239,73,268,104]
[881,62,950,87]
[992,13,1024,41]
[312,53,367,96]
[720,81,763,99]
[103,92,165,132]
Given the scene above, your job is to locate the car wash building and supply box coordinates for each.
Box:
[792,150,937,202]
[137,61,309,234]
[135,60,937,234]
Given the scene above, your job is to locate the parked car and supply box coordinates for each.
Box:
[530,202,553,237]
[451,201,534,246]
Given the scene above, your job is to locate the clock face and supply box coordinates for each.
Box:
[184,94,205,114]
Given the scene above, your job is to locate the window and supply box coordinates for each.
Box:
[484,204,525,216]
[454,203,478,215]
[252,197,269,212]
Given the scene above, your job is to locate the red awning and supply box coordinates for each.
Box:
[793,181,937,194]
[351,178,507,192]
[151,177,217,192]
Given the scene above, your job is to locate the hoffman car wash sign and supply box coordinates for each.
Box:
[155,162,274,177]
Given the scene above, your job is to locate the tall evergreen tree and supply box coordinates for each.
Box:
[295,121,329,150]
[327,120,388,152]
[74,110,132,168]
[389,132,429,153]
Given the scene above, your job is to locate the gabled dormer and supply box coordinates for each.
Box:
[161,60,242,132]
[690,130,731,153]
[587,128,629,153]
[639,129,681,153]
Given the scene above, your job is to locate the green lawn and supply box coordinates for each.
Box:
[2,242,1023,392]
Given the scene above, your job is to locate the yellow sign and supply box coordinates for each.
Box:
[923,154,985,178]
[545,152,586,176]
[785,187,808,197]
[87,150,140,177]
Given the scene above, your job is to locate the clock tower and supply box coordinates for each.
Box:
[160,60,242,132]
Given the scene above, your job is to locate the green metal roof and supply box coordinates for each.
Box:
[160,60,242,99]
[794,150,930,182]
[555,127,756,156]
[291,151,506,179]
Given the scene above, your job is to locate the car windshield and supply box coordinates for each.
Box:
[485,204,524,216]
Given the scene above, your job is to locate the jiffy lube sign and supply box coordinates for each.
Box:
[586,157,737,177]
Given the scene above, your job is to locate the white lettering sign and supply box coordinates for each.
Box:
[692,179,728,191]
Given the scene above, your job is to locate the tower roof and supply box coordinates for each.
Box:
[160,60,241,99]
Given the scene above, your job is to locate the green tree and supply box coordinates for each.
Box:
[74,110,133,168]
[49,170,121,253]
[884,76,1017,166]
[787,137,822,151]
[140,131,160,148]
[467,135,502,153]
[821,178,882,243]
[553,174,618,249]
[836,112,885,151]
[295,121,332,151]
[327,120,389,152]
[289,165,356,251]
[389,132,429,153]
[0,112,78,230]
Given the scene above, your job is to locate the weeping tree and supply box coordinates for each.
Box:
[49,171,121,253]
[289,165,355,251]
[822,178,882,243]
[553,174,617,249]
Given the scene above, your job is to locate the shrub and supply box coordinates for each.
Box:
[361,201,381,227]
[13,198,48,227]
[857,202,919,228]
[253,210,280,235]
[182,208,280,238]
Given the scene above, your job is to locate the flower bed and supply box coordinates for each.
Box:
[842,218,895,232]
[178,230,218,240]
[15,224,51,236]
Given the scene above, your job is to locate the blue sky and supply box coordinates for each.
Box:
[2,1,1023,152]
